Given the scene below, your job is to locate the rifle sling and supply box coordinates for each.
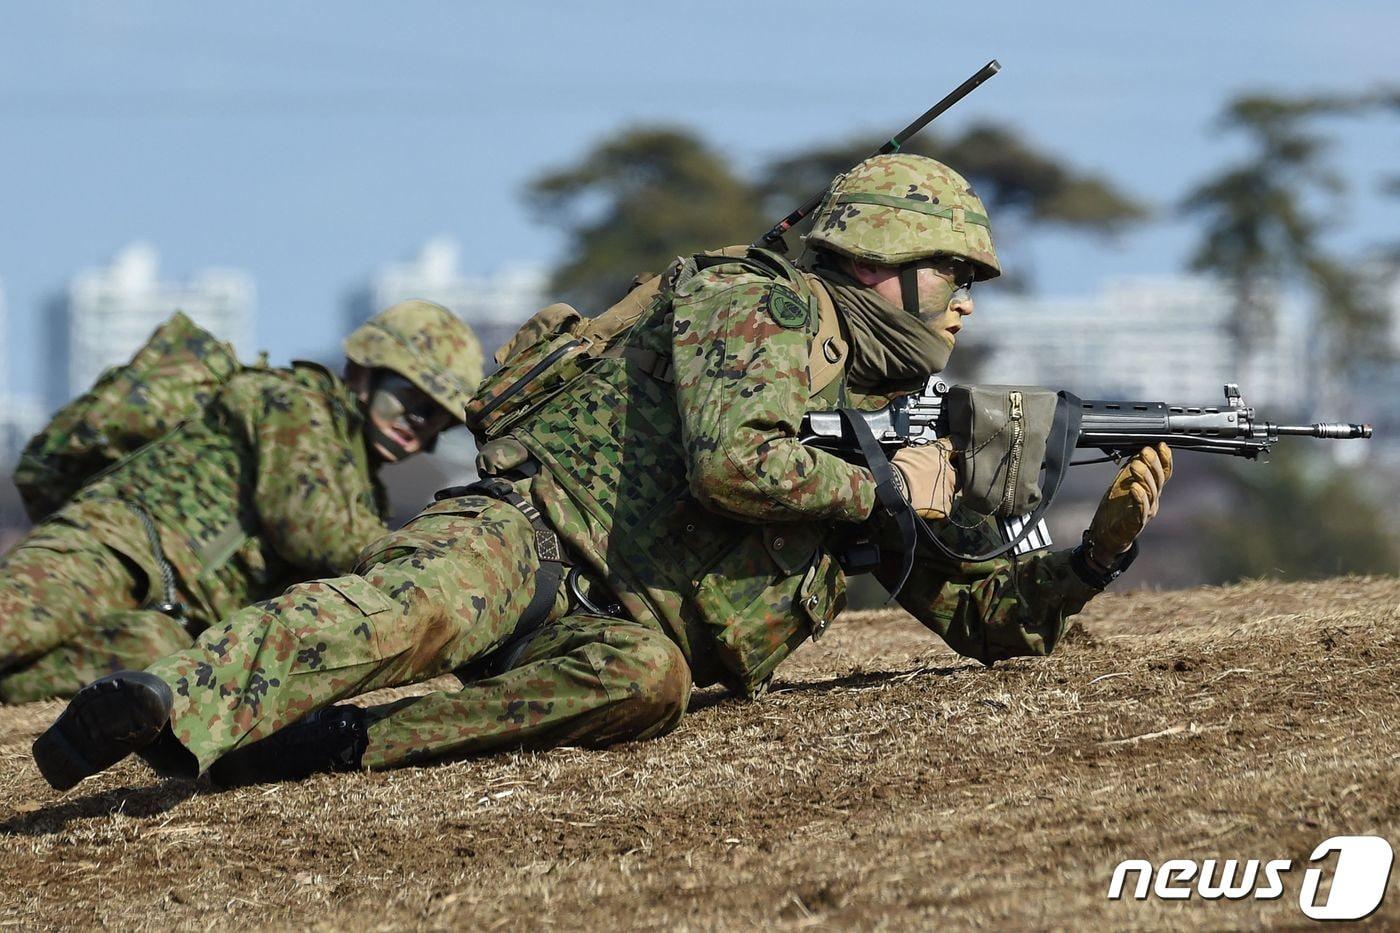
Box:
[836,408,917,598]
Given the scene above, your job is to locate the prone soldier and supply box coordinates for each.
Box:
[33,154,1171,788]
[0,301,482,703]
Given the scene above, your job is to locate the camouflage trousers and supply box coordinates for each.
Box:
[146,493,692,773]
[0,510,191,703]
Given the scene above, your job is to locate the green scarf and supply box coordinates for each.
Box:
[813,266,954,394]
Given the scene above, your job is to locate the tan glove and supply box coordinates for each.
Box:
[1087,443,1173,566]
[891,439,957,520]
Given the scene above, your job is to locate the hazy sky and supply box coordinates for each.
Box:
[2,2,1397,398]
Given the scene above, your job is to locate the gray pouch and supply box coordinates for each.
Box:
[944,384,1060,517]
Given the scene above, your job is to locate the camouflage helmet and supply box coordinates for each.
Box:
[343,300,484,423]
[805,153,1000,281]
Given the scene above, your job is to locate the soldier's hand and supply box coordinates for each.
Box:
[1087,443,1173,564]
[891,439,957,520]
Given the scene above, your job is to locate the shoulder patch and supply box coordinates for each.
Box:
[765,286,810,330]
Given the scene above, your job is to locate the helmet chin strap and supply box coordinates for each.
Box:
[900,265,922,317]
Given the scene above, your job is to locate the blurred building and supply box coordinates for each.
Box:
[0,275,45,509]
[0,394,44,466]
[1389,271,1400,350]
[1337,270,1400,464]
[0,277,43,470]
[972,276,1307,411]
[0,274,7,391]
[51,243,254,408]
[345,236,545,365]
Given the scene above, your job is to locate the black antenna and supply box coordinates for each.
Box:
[756,60,1002,252]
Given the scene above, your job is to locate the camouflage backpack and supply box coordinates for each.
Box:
[14,311,244,521]
[464,246,777,441]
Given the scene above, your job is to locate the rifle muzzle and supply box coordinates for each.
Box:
[1271,423,1373,439]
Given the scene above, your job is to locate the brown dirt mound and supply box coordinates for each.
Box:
[1,576,1396,930]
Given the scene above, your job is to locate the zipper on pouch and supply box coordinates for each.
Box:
[1000,390,1025,515]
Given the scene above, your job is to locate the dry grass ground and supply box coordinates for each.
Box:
[1,576,1396,930]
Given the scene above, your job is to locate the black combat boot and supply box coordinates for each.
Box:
[135,724,200,780]
[207,705,368,787]
[32,671,174,791]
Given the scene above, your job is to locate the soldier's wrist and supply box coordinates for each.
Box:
[1071,532,1138,589]
[1084,541,1115,574]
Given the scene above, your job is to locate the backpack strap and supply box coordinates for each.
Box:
[735,250,849,399]
[598,246,831,389]
[805,277,849,398]
[581,275,665,348]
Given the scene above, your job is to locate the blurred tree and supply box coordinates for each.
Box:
[1181,94,1391,369]
[758,124,1148,289]
[1359,86,1399,264]
[529,122,1148,309]
[758,124,1148,232]
[1194,446,1399,582]
[1381,173,1400,265]
[524,126,765,312]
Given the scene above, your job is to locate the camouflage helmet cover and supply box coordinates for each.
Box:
[343,300,484,422]
[805,153,1001,281]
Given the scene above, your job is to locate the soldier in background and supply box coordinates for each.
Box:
[33,155,1170,790]
[0,301,482,702]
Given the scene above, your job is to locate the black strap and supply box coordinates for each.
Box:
[920,391,1084,563]
[900,265,921,317]
[439,478,564,678]
[744,245,810,286]
[836,408,917,598]
[1070,533,1139,589]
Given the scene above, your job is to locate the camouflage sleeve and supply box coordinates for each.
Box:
[245,381,388,574]
[670,268,878,523]
[871,509,1100,664]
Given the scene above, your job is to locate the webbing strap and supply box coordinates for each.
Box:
[806,279,848,396]
[833,193,991,228]
[920,391,1084,563]
[439,478,564,678]
[836,408,917,598]
[617,346,675,383]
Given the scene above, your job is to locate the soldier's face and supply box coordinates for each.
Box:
[855,257,975,345]
[366,375,453,463]
[918,257,975,347]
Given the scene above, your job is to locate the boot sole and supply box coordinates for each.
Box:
[33,674,173,791]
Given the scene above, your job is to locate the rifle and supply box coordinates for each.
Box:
[756,60,1002,253]
[802,380,1372,562]
[803,380,1372,461]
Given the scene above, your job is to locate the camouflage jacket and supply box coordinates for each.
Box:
[515,249,1096,695]
[67,362,388,625]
